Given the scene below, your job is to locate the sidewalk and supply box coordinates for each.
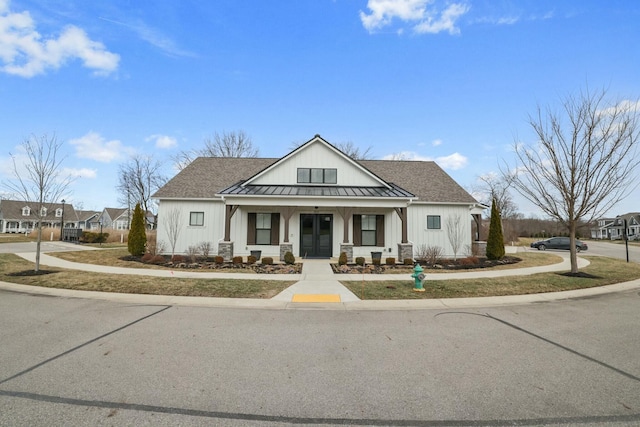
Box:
[3,249,639,310]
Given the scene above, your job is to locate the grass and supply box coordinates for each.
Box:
[340,256,640,300]
[0,254,296,298]
[2,249,640,300]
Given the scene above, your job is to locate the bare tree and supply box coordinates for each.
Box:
[334,141,374,160]
[2,135,74,271]
[508,88,640,273]
[446,214,464,260]
[163,207,182,258]
[475,172,518,219]
[172,130,258,170]
[117,155,166,226]
[287,139,374,160]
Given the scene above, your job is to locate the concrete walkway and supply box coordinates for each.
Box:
[4,247,638,310]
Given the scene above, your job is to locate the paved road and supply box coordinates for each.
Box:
[1,289,639,426]
[581,240,640,263]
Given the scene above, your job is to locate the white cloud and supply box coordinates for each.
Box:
[432,139,442,147]
[146,134,177,149]
[360,0,470,35]
[382,150,468,169]
[62,167,96,179]
[0,1,119,77]
[69,131,134,163]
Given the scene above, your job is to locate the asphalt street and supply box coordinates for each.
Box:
[1,287,639,426]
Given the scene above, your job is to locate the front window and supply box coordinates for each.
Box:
[189,212,204,226]
[361,214,377,246]
[40,207,47,217]
[427,215,441,229]
[297,168,337,184]
[55,208,63,217]
[255,213,272,245]
[21,207,30,216]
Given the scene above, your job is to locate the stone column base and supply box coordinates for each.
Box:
[397,243,413,263]
[218,241,234,262]
[339,243,353,263]
[472,241,487,257]
[280,243,293,262]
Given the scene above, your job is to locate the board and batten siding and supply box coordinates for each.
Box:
[156,200,225,256]
[406,203,473,258]
[250,141,382,187]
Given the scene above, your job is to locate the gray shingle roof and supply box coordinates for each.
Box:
[153,157,478,204]
[0,199,78,221]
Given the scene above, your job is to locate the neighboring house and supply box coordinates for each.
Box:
[0,199,77,233]
[153,135,485,261]
[605,213,640,240]
[590,217,615,240]
[99,208,130,230]
[99,207,156,231]
[76,210,101,230]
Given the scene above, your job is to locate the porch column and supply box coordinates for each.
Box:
[472,213,482,241]
[223,205,239,241]
[279,207,296,243]
[336,207,354,262]
[394,207,408,243]
[220,204,239,262]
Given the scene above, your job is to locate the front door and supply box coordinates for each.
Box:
[300,214,332,258]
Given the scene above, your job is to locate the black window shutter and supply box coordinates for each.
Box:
[270,213,280,245]
[376,215,385,247]
[247,213,256,245]
[353,214,362,246]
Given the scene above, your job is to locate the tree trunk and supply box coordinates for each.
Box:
[35,221,42,272]
[569,222,578,274]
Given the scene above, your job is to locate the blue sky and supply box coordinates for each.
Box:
[1,0,639,217]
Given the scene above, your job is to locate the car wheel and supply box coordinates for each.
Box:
[538,244,546,250]
[576,246,581,252]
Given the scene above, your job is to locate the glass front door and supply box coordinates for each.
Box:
[300,214,333,258]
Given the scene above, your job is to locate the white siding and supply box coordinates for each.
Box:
[250,141,382,187]
[406,203,473,258]
[157,200,225,255]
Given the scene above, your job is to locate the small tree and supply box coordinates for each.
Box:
[127,203,146,256]
[486,198,505,260]
[163,206,182,258]
[446,214,464,260]
[2,134,74,271]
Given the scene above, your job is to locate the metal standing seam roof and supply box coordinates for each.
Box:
[218,182,415,198]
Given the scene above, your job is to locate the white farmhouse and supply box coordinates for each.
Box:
[153,135,485,261]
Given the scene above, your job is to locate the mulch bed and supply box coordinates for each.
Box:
[7,270,58,277]
[120,256,302,274]
[332,256,522,274]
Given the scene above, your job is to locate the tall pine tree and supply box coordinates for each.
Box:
[486,197,505,260]
[128,203,147,256]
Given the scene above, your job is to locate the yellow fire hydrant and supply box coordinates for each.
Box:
[411,263,425,292]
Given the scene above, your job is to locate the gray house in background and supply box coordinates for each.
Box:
[76,210,101,230]
[0,199,77,233]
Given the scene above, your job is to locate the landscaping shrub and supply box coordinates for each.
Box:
[232,256,243,265]
[416,244,443,264]
[486,198,505,260]
[127,203,147,256]
[355,257,365,266]
[171,254,185,263]
[150,255,166,264]
[186,245,199,263]
[459,256,480,266]
[385,257,395,265]
[338,252,348,265]
[198,241,211,259]
[262,257,274,265]
[247,255,257,264]
[372,258,381,266]
[214,256,224,264]
[404,258,414,265]
[141,253,153,263]
[284,251,295,265]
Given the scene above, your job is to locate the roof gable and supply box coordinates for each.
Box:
[245,135,388,188]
